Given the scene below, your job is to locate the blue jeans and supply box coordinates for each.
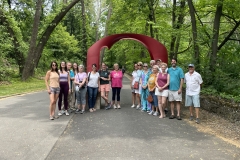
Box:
[87,86,98,109]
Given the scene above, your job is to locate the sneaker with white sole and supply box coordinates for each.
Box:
[131,105,135,108]
[65,110,69,116]
[153,111,159,116]
[113,105,117,109]
[136,105,141,110]
[80,110,85,114]
[58,111,63,116]
[148,110,154,115]
[117,105,121,109]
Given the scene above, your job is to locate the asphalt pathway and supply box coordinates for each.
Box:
[46,77,240,160]
[0,76,239,160]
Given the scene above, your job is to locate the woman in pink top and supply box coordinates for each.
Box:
[110,63,123,109]
[155,63,170,118]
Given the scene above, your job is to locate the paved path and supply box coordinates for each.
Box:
[0,76,240,160]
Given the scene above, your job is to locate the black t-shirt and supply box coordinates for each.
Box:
[99,70,110,85]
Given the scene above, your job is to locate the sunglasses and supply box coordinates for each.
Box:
[52,64,56,66]
[137,64,142,66]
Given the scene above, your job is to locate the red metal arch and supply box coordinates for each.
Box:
[87,33,168,72]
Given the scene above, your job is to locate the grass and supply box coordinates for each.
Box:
[0,77,46,97]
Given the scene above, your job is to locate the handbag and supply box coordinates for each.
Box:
[133,76,140,89]
[77,73,86,89]
[147,94,153,103]
[133,81,139,89]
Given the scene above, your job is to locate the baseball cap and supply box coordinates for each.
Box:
[188,64,194,67]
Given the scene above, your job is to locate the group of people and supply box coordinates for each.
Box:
[131,58,203,123]
[45,61,124,120]
[45,58,203,124]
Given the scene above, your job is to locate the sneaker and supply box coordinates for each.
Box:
[131,105,135,108]
[136,105,141,110]
[53,116,59,119]
[75,109,81,114]
[153,112,159,116]
[113,105,117,109]
[65,110,69,116]
[80,110,85,114]
[117,105,121,109]
[147,110,150,113]
[50,116,54,120]
[196,118,200,124]
[106,103,112,110]
[148,110,154,115]
[58,111,63,116]
[190,116,194,121]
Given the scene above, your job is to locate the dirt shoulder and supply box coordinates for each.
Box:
[181,108,240,148]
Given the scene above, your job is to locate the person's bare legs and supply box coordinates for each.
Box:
[176,101,181,116]
[132,92,136,106]
[49,94,54,117]
[189,106,194,117]
[195,107,199,118]
[101,90,109,105]
[162,97,167,115]
[170,101,175,116]
[158,96,164,118]
[137,93,141,106]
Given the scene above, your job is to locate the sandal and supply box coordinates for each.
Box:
[176,116,182,120]
[169,115,175,119]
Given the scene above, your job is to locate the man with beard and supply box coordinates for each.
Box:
[168,58,184,120]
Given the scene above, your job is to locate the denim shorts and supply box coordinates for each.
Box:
[185,94,200,107]
[50,87,60,94]
[149,91,158,107]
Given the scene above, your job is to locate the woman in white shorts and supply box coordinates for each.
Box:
[131,63,139,108]
[155,63,170,118]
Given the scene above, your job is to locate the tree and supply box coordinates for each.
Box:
[22,0,81,80]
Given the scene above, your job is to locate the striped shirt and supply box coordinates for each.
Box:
[59,72,68,82]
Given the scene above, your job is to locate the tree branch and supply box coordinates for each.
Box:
[228,38,240,42]
[177,38,192,54]
[35,0,81,65]
[218,21,240,50]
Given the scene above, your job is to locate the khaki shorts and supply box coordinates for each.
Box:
[100,84,110,92]
[155,89,168,97]
[168,90,182,102]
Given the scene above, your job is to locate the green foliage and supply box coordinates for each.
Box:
[39,24,81,70]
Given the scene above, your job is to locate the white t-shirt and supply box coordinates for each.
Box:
[159,67,168,73]
[87,72,100,88]
[184,71,203,95]
[132,70,141,85]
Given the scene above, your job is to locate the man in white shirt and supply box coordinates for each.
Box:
[184,64,203,124]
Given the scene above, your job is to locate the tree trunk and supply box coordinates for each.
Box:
[100,2,112,64]
[187,0,200,69]
[22,0,42,80]
[80,0,87,67]
[209,0,223,72]
[147,0,159,40]
[170,0,185,60]
[21,0,81,80]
